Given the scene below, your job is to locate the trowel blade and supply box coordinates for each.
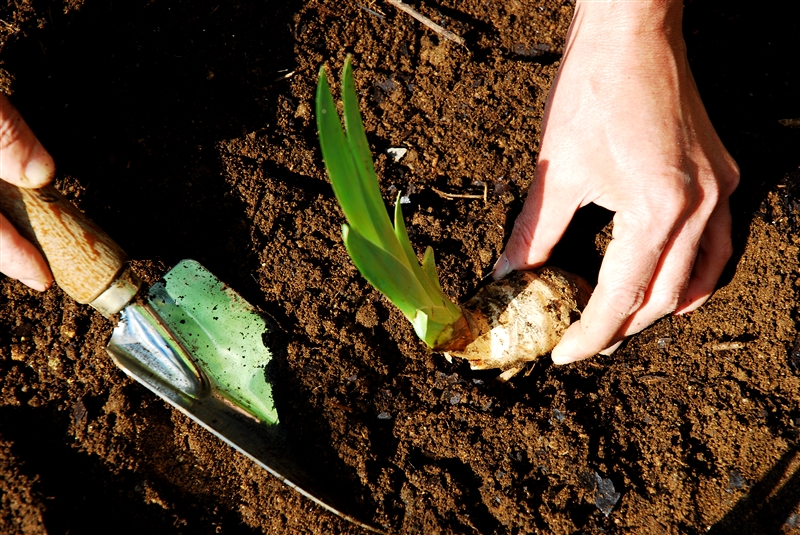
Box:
[106,259,383,534]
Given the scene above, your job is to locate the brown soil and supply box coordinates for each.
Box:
[2,1,799,534]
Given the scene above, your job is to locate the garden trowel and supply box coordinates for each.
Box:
[0,181,383,534]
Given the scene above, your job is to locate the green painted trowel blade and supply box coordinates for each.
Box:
[146,259,279,425]
[107,259,383,534]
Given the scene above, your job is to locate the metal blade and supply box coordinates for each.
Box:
[107,259,383,534]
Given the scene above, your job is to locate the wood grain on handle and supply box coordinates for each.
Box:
[0,181,127,304]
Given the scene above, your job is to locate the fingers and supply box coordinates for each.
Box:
[0,94,55,290]
[552,196,734,364]
[611,212,704,339]
[0,212,53,291]
[493,159,582,279]
[0,94,55,188]
[551,209,672,364]
[674,199,734,314]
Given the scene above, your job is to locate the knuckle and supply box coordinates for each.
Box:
[600,284,647,318]
[704,157,740,201]
[646,177,694,222]
[647,291,682,317]
[0,105,24,152]
[721,160,741,196]
[717,237,734,261]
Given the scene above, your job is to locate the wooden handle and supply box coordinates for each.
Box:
[0,181,127,304]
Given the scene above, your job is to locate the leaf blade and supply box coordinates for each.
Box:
[342,225,431,321]
[340,57,404,259]
[421,246,443,293]
[316,66,383,247]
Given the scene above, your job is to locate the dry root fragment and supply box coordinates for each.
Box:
[441,267,592,376]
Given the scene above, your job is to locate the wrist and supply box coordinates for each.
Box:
[572,1,684,47]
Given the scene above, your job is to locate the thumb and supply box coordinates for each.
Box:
[494,159,581,279]
[0,94,55,188]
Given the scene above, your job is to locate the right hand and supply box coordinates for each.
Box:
[493,1,740,364]
[0,93,55,291]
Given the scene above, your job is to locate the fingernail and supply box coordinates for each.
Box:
[22,149,55,188]
[551,353,577,365]
[599,340,623,356]
[551,340,577,365]
[551,324,582,365]
[19,278,49,292]
[492,253,511,280]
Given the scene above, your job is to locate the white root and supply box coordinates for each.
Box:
[444,267,592,377]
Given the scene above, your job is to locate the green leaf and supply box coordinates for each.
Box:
[342,225,429,322]
[316,55,464,348]
[316,70,382,246]
[392,194,423,277]
[421,246,443,293]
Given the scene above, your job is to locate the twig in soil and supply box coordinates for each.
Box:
[636,374,668,384]
[0,19,20,32]
[384,0,467,49]
[327,400,354,412]
[497,366,522,382]
[360,4,386,19]
[431,182,488,202]
[274,69,296,81]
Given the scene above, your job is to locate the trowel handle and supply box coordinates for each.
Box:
[0,181,138,313]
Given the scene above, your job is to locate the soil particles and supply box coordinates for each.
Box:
[2,1,799,534]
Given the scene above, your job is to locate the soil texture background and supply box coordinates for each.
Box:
[2,1,800,534]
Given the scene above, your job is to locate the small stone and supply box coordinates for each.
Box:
[61,325,76,338]
[386,147,408,162]
[657,337,673,349]
[377,412,392,420]
[790,335,800,371]
[10,346,25,361]
[71,400,87,426]
[727,470,746,492]
[594,472,621,517]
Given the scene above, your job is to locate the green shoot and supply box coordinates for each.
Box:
[316,56,464,348]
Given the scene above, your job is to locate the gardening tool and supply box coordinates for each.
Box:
[0,181,383,534]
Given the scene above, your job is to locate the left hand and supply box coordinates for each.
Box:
[1,93,55,291]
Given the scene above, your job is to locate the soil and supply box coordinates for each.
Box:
[2,1,799,534]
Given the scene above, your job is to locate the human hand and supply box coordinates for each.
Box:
[0,93,55,291]
[493,1,739,364]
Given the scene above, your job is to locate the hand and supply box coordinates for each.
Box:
[1,93,55,291]
[493,1,739,364]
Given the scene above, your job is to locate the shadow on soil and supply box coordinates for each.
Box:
[2,1,378,532]
[2,0,301,300]
[708,447,800,535]
[684,0,800,283]
[0,404,262,535]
